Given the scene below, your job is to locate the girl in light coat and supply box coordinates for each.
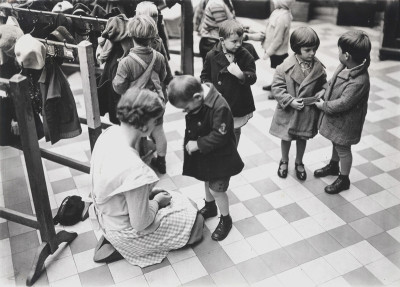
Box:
[269,27,327,181]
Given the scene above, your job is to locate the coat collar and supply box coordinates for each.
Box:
[211,42,247,69]
[282,54,326,88]
[337,60,368,80]
[203,83,219,108]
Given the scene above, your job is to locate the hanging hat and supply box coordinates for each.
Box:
[15,34,46,70]
[52,1,74,13]
[48,26,76,44]
[0,22,24,58]
[72,3,91,16]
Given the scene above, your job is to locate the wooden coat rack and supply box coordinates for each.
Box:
[0,40,101,285]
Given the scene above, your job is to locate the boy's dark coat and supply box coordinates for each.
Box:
[183,84,244,181]
[200,43,256,118]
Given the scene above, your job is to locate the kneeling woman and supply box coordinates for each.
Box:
[89,88,201,267]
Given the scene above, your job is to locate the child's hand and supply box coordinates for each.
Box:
[290,99,304,110]
[315,89,325,99]
[149,187,169,200]
[227,63,244,80]
[185,140,199,155]
[315,99,324,109]
[154,192,172,208]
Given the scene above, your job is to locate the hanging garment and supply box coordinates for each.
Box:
[39,58,81,144]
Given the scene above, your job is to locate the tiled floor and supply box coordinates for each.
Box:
[1,18,400,287]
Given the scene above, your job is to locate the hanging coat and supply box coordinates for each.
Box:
[39,59,81,144]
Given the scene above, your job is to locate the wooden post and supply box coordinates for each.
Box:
[379,0,400,60]
[9,74,58,251]
[78,41,102,151]
[181,0,194,75]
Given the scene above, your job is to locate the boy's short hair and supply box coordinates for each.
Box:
[136,1,158,20]
[338,30,371,64]
[128,14,157,46]
[219,19,244,39]
[290,27,320,54]
[168,75,203,106]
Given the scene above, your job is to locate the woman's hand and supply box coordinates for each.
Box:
[149,187,166,200]
[290,99,304,110]
[154,192,172,208]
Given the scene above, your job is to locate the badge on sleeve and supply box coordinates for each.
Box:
[218,123,227,135]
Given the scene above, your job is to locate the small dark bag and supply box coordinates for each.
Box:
[53,195,85,226]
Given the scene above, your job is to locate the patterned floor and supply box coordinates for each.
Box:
[1,19,400,287]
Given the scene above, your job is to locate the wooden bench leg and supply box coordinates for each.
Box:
[26,231,77,286]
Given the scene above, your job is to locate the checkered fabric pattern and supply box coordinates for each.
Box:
[106,192,197,268]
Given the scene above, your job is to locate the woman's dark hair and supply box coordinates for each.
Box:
[117,87,165,129]
[338,30,371,64]
[290,27,320,54]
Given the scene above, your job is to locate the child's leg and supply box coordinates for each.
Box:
[281,140,291,162]
[151,123,167,157]
[334,144,352,176]
[325,144,351,194]
[204,182,215,202]
[295,139,307,171]
[209,179,232,241]
[314,143,340,178]
[150,124,167,174]
[234,128,241,147]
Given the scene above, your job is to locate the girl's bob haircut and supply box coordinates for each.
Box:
[290,27,320,54]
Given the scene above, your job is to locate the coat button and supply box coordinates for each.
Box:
[197,122,201,126]
[188,130,191,134]
[217,81,222,85]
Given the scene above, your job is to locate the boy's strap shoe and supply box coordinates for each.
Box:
[325,175,350,194]
[314,161,340,178]
[150,156,166,174]
[199,200,218,219]
[211,214,232,241]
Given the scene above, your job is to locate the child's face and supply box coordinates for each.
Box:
[297,46,317,61]
[221,34,243,53]
[174,96,203,114]
[338,46,347,66]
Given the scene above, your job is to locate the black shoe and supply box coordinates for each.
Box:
[295,162,307,181]
[314,161,340,178]
[93,236,123,263]
[199,200,218,219]
[325,175,350,194]
[150,156,166,174]
[277,160,288,178]
[263,85,272,91]
[211,215,232,241]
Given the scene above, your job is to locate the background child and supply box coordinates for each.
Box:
[201,19,257,146]
[261,0,294,99]
[269,27,327,181]
[168,75,244,241]
[314,30,371,194]
[112,15,168,174]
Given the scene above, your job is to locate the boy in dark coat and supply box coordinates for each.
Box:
[315,30,371,194]
[168,75,244,241]
[201,19,256,146]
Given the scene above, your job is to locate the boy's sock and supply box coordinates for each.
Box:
[211,214,232,241]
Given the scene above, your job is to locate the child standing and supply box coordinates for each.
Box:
[201,19,257,146]
[269,27,327,181]
[261,0,294,99]
[113,15,168,174]
[168,75,244,241]
[314,30,371,194]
